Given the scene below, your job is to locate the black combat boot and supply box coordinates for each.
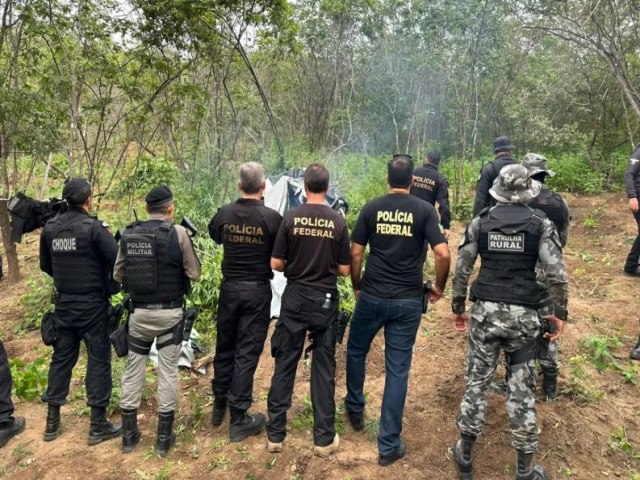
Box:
[212,397,227,427]
[0,417,26,448]
[43,404,60,442]
[229,407,265,443]
[630,335,640,361]
[541,373,557,401]
[516,450,548,480]
[87,406,122,446]
[452,433,476,479]
[155,411,175,457]
[121,409,141,453]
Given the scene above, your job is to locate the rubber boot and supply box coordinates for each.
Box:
[155,411,175,457]
[630,335,640,361]
[88,407,122,446]
[212,397,227,427]
[43,404,60,442]
[229,407,265,443]
[452,433,476,479]
[121,409,141,453]
[516,450,548,480]
[541,373,557,401]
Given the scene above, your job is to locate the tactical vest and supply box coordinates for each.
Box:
[470,205,544,308]
[121,220,188,303]
[48,215,105,295]
[528,188,567,234]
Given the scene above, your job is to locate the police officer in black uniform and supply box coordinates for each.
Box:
[39,178,121,445]
[0,340,26,448]
[410,150,451,238]
[114,185,201,456]
[624,143,640,277]
[623,144,640,359]
[266,164,351,457]
[473,136,519,216]
[208,162,282,442]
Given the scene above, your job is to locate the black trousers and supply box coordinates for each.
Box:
[266,283,337,447]
[42,313,112,408]
[625,211,640,271]
[212,280,272,411]
[0,340,15,427]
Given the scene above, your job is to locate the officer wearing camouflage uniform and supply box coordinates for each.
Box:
[451,165,568,480]
[523,153,571,399]
[114,185,201,456]
[472,136,518,216]
[208,162,282,442]
[40,178,121,445]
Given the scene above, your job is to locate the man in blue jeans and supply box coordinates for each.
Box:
[345,154,450,466]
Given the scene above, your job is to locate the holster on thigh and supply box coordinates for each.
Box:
[127,334,153,355]
[156,320,184,350]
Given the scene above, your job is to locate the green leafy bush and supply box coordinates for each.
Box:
[10,358,49,401]
[17,274,53,332]
[116,156,179,197]
[580,335,623,372]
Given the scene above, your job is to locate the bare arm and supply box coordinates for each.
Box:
[271,257,286,272]
[430,242,450,301]
[350,242,365,292]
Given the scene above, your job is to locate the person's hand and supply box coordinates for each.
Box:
[444,229,450,240]
[630,197,639,214]
[353,289,361,301]
[429,284,444,303]
[542,314,565,341]
[453,312,469,332]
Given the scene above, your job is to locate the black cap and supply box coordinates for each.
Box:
[62,178,92,205]
[145,185,173,206]
[493,136,515,153]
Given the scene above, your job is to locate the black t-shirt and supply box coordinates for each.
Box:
[352,193,446,298]
[272,203,350,290]
[209,198,282,281]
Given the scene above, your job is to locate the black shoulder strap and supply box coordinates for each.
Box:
[531,208,547,228]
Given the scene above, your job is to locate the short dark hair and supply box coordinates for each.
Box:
[388,155,414,188]
[147,199,172,215]
[304,163,330,193]
[427,150,441,166]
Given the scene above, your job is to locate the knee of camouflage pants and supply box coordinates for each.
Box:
[506,360,538,453]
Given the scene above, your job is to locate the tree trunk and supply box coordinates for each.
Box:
[0,133,20,283]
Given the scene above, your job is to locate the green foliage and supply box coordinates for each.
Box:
[566,355,604,404]
[580,335,623,372]
[116,156,179,198]
[546,153,608,194]
[621,362,640,385]
[17,274,53,332]
[207,455,230,471]
[10,358,49,401]
[364,416,380,442]
[610,426,640,460]
[188,236,223,330]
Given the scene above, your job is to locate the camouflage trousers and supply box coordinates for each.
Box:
[538,339,558,376]
[458,301,541,453]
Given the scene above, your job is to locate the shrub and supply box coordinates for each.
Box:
[10,357,49,401]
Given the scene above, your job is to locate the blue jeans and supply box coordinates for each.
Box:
[345,290,422,456]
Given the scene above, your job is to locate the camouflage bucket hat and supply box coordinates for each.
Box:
[522,153,555,177]
[489,164,541,204]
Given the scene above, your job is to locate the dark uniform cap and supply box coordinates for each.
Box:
[62,178,92,204]
[145,185,173,206]
[522,153,555,177]
[493,136,515,154]
[489,164,541,204]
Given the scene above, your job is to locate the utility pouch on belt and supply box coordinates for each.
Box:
[422,281,432,314]
[41,311,58,346]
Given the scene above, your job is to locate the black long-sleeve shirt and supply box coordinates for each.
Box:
[410,164,451,229]
[472,155,518,216]
[624,144,640,198]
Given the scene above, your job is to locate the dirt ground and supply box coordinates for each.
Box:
[1,192,639,480]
